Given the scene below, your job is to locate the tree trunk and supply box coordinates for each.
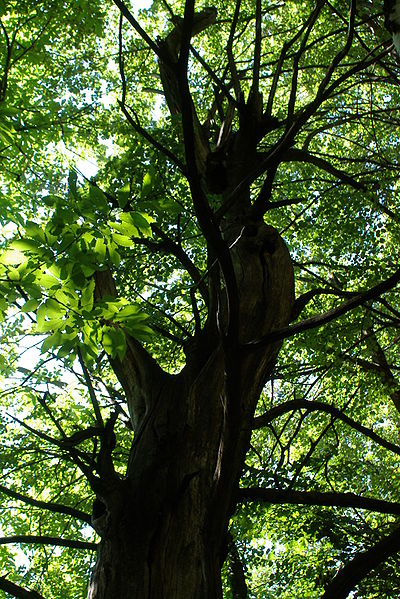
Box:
[88,219,294,597]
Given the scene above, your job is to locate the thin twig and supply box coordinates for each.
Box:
[77,347,104,427]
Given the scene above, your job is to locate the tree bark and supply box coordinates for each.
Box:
[88,220,294,598]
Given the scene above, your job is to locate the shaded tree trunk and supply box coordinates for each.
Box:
[88,217,294,598]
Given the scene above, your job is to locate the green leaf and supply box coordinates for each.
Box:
[9,238,42,254]
[21,299,40,313]
[42,195,64,207]
[141,169,154,198]
[107,243,121,266]
[94,238,107,261]
[128,212,153,237]
[115,304,141,319]
[68,170,78,197]
[117,183,131,209]
[25,222,46,242]
[37,271,60,289]
[44,298,64,317]
[36,304,47,331]
[81,278,95,311]
[0,117,14,144]
[123,321,153,342]
[101,325,127,360]
[112,233,133,248]
[89,185,108,210]
[41,331,63,353]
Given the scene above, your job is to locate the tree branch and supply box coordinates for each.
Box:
[252,0,262,95]
[112,0,161,57]
[117,101,186,172]
[0,483,91,524]
[286,0,325,123]
[151,224,209,303]
[291,287,353,321]
[226,0,242,99]
[189,44,238,107]
[0,535,96,551]
[245,266,400,349]
[77,348,104,427]
[226,531,248,599]
[6,411,96,484]
[0,576,46,599]
[253,399,400,457]
[321,524,400,599]
[94,269,170,431]
[237,487,400,516]
[176,1,239,343]
[283,148,366,190]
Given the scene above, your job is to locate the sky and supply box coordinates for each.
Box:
[73,0,157,179]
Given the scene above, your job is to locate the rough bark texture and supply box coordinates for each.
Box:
[88,221,294,598]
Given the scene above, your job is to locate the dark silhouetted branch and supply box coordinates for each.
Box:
[237,487,400,516]
[321,524,400,599]
[253,399,400,457]
[0,483,91,524]
[113,0,161,56]
[245,266,400,349]
[284,148,365,190]
[0,575,46,599]
[0,535,96,550]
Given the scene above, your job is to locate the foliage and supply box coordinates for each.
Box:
[1,0,400,597]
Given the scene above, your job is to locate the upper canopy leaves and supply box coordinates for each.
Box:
[1,0,400,597]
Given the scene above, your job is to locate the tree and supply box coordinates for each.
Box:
[1,0,400,597]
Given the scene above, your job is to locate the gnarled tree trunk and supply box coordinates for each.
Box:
[88,220,294,598]
[87,5,295,595]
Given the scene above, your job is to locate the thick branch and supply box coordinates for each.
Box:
[77,348,104,427]
[286,0,325,122]
[284,148,366,190]
[94,270,170,431]
[265,5,319,117]
[0,535,96,550]
[226,531,248,599]
[226,0,242,99]
[252,0,262,94]
[321,524,400,599]
[245,266,400,349]
[237,487,400,516]
[0,18,12,102]
[291,287,352,321]
[151,224,209,302]
[0,576,46,599]
[6,412,96,484]
[113,0,161,57]
[177,2,239,342]
[189,44,238,107]
[0,483,91,524]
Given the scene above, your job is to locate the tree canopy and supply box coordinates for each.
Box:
[1,0,400,597]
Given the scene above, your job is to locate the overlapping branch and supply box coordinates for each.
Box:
[0,576,46,599]
[321,524,400,598]
[253,398,400,456]
[0,483,91,524]
[237,487,400,516]
[0,535,96,550]
[245,265,400,349]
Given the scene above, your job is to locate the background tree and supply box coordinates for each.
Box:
[1,0,400,597]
